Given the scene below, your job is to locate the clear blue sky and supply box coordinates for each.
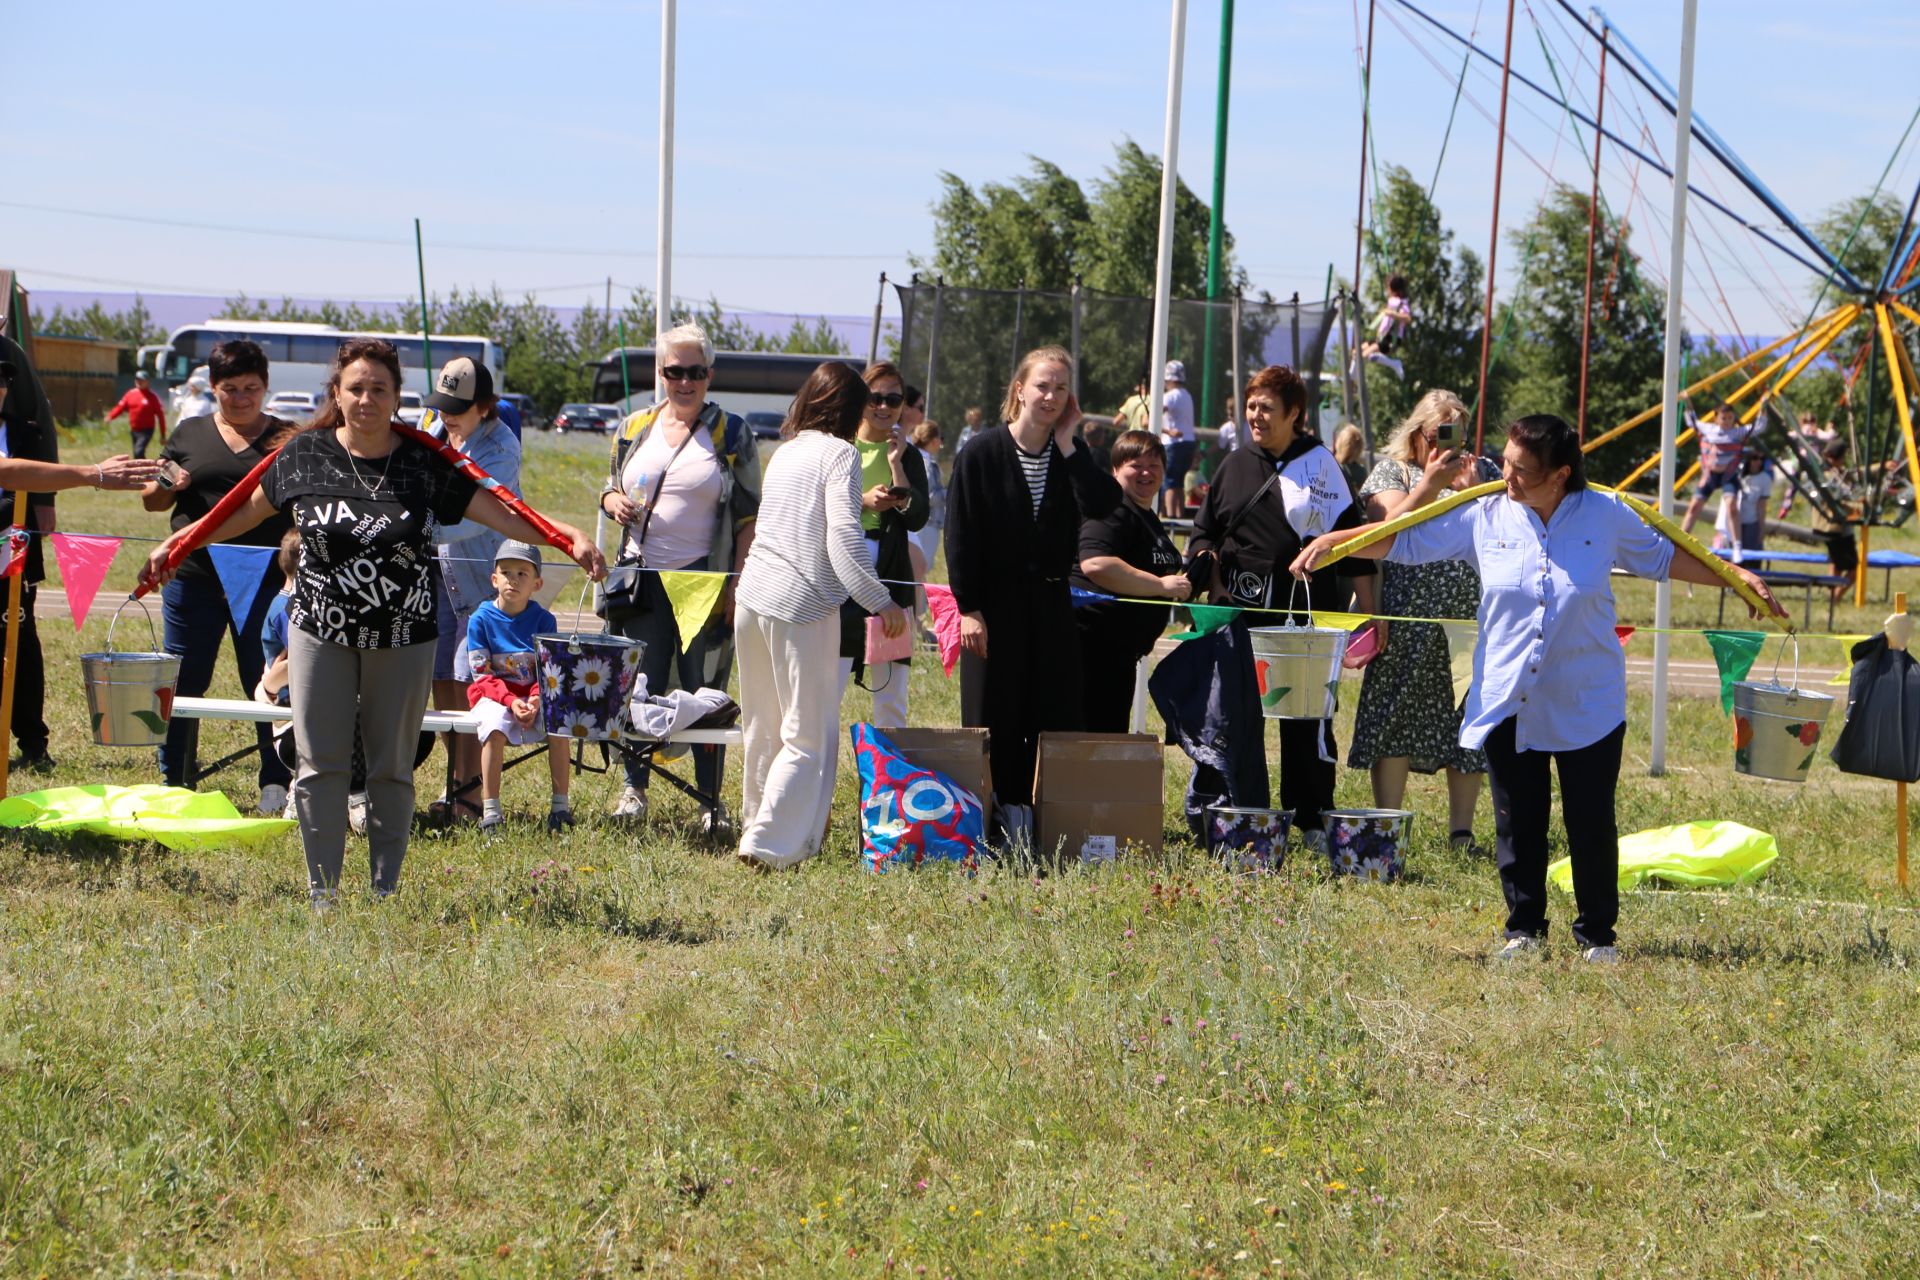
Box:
[7,0,1918,337]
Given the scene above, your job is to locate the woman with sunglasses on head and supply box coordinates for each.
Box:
[599,323,761,835]
[836,361,928,729]
[1347,390,1495,853]
[945,345,1122,844]
[1292,413,1787,962]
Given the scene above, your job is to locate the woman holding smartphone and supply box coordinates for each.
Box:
[837,361,928,729]
[144,339,297,810]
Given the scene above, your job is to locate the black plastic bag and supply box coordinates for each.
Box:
[1829,633,1920,783]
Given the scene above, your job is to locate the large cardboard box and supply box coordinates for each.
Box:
[1034,732,1164,863]
[883,726,993,809]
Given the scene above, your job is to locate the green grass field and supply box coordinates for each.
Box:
[3,421,1918,1276]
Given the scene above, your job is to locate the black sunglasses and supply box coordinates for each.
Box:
[661,365,710,382]
[868,392,905,408]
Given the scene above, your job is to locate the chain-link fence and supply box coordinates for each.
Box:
[894,280,1336,439]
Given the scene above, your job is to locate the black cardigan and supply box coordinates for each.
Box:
[1189,436,1372,612]
[945,424,1122,615]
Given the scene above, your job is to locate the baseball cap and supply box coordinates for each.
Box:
[493,539,542,570]
[426,355,494,413]
[1164,360,1187,383]
[134,369,150,380]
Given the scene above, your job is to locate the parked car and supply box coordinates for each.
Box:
[265,391,320,423]
[499,393,546,431]
[552,403,608,434]
[396,390,426,427]
[745,411,785,442]
[592,403,629,430]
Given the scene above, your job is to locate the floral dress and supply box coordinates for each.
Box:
[1346,457,1488,775]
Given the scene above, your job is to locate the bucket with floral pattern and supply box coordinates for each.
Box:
[1730,680,1833,783]
[535,632,644,743]
[1205,805,1294,873]
[1323,808,1415,882]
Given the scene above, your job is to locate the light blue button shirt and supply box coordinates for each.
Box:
[1388,488,1674,753]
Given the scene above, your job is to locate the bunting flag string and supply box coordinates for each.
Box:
[656,571,728,653]
[48,533,121,631]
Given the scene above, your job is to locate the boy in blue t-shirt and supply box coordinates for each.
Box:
[466,540,571,836]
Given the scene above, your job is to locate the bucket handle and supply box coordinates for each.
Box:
[562,555,621,652]
[1767,632,1802,691]
[106,595,160,655]
[1283,575,1314,629]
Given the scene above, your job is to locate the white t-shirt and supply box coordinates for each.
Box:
[1161,386,1196,443]
[1218,418,1239,452]
[1738,470,1774,523]
[619,424,725,570]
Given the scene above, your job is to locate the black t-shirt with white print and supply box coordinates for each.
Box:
[259,429,478,649]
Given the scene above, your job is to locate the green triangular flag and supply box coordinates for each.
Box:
[1703,630,1767,714]
[1168,603,1243,641]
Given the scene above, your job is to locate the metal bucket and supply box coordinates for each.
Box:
[1205,804,1293,873]
[1248,625,1349,720]
[80,597,182,747]
[1323,808,1416,882]
[535,631,643,742]
[1732,638,1833,783]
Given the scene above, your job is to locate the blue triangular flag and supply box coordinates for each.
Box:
[206,545,276,617]
[1070,586,1117,609]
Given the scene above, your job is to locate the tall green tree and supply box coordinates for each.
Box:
[1490,187,1667,482]
[1356,164,1485,429]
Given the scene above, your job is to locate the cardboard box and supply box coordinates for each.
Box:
[1033,732,1164,863]
[883,726,993,809]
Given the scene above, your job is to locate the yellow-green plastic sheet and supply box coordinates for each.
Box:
[1549,820,1779,891]
[0,785,296,851]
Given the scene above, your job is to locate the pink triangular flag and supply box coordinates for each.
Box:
[923,583,964,676]
[1615,625,1635,647]
[51,533,122,631]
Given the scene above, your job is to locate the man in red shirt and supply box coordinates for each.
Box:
[106,370,167,457]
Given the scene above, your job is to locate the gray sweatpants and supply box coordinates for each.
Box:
[289,627,435,896]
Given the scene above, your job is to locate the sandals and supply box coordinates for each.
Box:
[429,781,484,825]
[1450,829,1487,858]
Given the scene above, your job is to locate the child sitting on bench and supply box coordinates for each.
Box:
[465,540,571,837]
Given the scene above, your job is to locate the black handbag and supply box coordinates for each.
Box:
[595,428,696,620]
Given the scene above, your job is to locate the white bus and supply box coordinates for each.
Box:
[590,347,863,436]
[138,320,503,407]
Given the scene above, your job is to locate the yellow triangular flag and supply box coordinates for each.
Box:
[1441,621,1478,705]
[657,571,729,653]
[1310,610,1369,633]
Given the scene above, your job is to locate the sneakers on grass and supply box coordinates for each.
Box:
[1581,945,1621,964]
[611,785,648,823]
[1494,935,1542,959]
[259,784,288,817]
[546,808,576,835]
[348,791,369,835]
[479,813,507,843]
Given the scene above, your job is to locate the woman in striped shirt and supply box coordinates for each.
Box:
[733,362,906,870]
[944,346,1123,845]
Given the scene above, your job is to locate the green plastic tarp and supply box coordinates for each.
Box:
[0,784,295,851]
[1548,820,1778,891]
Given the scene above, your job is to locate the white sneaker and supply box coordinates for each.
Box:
[1299,828,1329,858]
[612,785,649,823]
[259,784,289,817]
[701,806,734,841]
[1581,945,1621,964]
[1495,936,1542,959]
[347,791,369,836]
[282,794,297,821]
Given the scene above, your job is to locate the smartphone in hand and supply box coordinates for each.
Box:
[155,459,187,491]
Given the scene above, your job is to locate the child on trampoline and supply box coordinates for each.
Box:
[465,539,572,838]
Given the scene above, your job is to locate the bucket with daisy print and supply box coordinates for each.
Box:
[535,631,643,743]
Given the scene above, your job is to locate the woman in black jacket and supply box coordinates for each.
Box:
[945,346,1122,840]
[837,361,929,727]
[1185,365,1376,855]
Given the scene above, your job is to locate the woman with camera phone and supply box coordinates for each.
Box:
[1347,390,1495,853]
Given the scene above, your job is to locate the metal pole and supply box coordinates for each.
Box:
[1229,288,1244,431]
[1011,283,1026,379]
[1070,276,1083,402]
[924,278,945,415]
[1472,0,1519,455]
[1334,289,1355,426]
[0,505,25,800]
[414,218,432,385]
[1650,0,1700,777]
[1147,0,1191,445]
[1350,0,1375,359]
[867,271,888,366]
[1200,0,1236,432]
[655,0,677,401]
[1576,29,1609,443]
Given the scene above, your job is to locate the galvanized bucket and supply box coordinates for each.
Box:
[1205,804,1294,874]
[1732,636,1834,783]
[535,631,643,742]
[1248,582,1348,720]
[1322,808,1416,882]
[80,597,182,747]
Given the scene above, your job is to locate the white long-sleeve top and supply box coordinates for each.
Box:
[736,430,895,624]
